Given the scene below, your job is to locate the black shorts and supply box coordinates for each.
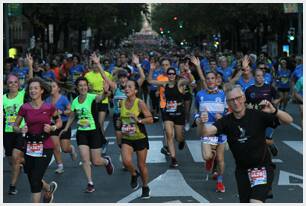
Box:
[24,149,53,193]
[98,102,109,112]
[161,109,185,125]
[76,129,102,149]
[50,121,72,140]
[113,113,121,131]
[183,92,192,101]
[277,88,290,92]
[4,132,25,156]
[235,164,274,203]
[121,138,149,151]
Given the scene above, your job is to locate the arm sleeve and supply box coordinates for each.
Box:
[213,117,226,136]
[18,104,26,117]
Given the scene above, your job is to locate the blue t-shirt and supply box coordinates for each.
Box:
[12,66,29,89]
[236,76,255,92]
[264,73,273,85]
[150,68,164,91]
[141,59,151,75]
[195,89,227,124]
[42,70,56,82]
[103,63,115,74]
[276,69,291,89]
[200,58,210,73]
[217,66,233,82]
[46,95,70,122]
[69,64,85,83]
[291,64,303,83]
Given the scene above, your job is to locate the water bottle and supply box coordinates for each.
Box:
[199,96,208,124]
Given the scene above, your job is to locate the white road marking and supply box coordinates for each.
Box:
[71,134,164,140]
[290,123,302,131]
[146,141,167,163]
[186,140,204,162]
[49,155,55,166]
[283,141,303,154]
[272,159,283,163]
[117,169,209,203]
[278,170,303,188]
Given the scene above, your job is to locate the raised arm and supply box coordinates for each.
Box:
[230,55,249,84]
[90,53,116,90]
[132,54,145,87]
[26,53,34,79]
[190,56,207,89]
[147,62,168,86]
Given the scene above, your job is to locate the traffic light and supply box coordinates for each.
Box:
[179,21,183,29]
[160,27,164,34]
[288,27,295,41]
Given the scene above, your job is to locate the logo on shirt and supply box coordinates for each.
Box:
[237,126,249,143]
[215,97,222,103]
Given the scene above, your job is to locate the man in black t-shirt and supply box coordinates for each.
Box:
[200,84,293,203]
[245,68,281,157]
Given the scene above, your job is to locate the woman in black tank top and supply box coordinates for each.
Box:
[148,66,191,167]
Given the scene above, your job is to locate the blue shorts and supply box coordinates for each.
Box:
[200,134,227,145]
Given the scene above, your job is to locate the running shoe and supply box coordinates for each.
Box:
[85,183,95,193]
[205,151,216,172]
[212,172,218,180]
[141,186,151,199]
[170,157,178,168]
[8,185,18,195]
[102,140,109,155]
[104,156,114,175]
[216,182,225,193]
[153,116,159,123]
[160,146,170,156]
[269,144,278,156]
[70,145,77,161]
[178,141,186,150]
[55,166,64,174]
[43,181,58,203]
[184,122,190,131]
[130,171,140,190]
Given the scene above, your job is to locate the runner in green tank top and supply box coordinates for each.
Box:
[119,80,153,199]
[59,76,114,193]
[4,53,33,195]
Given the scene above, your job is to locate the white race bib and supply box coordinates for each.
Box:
[26,142,44,157]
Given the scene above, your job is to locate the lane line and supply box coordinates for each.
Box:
[290,123,302,131]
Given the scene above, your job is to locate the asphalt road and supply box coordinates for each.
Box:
[3,102,303,203]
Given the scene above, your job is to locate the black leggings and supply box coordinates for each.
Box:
[24,149,53,193]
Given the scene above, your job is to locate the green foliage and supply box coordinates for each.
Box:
[151,3,283,44]
[21,3,149,51]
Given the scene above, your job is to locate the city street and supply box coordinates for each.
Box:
[3,102,303,203]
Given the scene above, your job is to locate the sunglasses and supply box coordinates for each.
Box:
[226,95,243,103]
[167,72,176,76]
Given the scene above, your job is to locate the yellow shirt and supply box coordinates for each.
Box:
[85,71,113,104]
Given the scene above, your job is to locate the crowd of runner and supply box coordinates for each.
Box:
[3,46,302,203]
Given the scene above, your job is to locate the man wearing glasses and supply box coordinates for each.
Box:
[199,83,293,203]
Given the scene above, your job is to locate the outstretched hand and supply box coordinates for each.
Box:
[26,53,33,66]
[190,56,200,67]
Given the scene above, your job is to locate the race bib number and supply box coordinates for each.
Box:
[78,119,90,128]
[247,167,267,188]
[166,101,177,113]
[26,142,44,157]
[7,115,17,126]
[121,123,136,135]
[201,136,218,145]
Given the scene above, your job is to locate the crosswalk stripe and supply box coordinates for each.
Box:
[283,141,303,155]
[186,140,204,162]
[146,141,167,163]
